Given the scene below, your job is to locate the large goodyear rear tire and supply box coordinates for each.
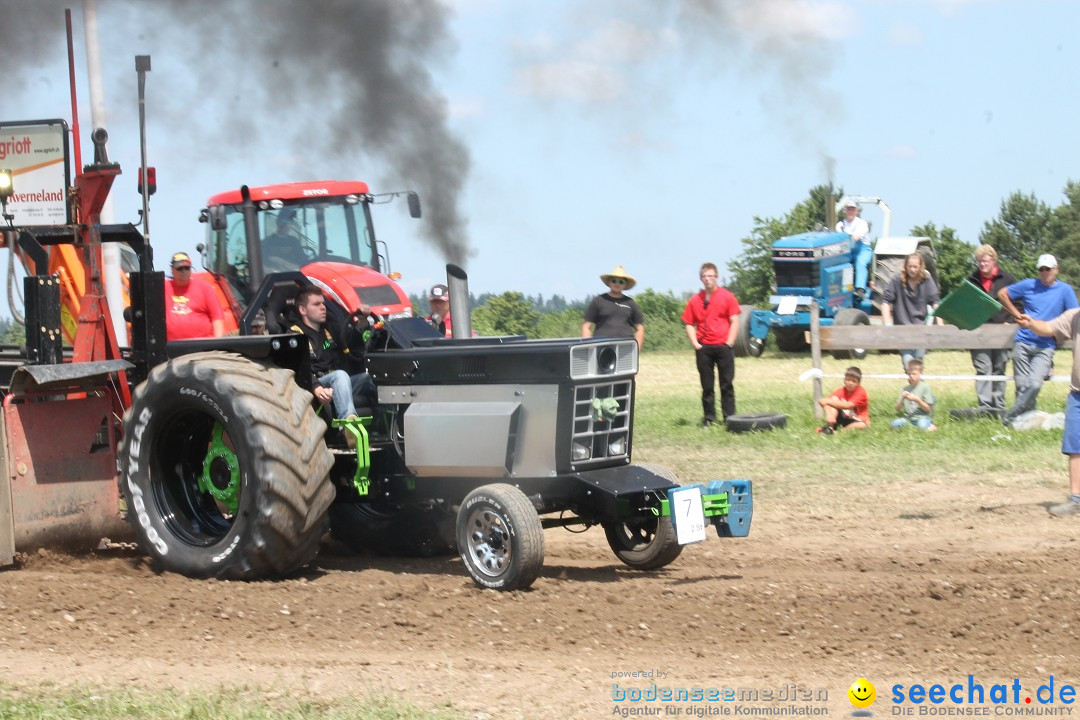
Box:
[831,307,870,360]
[329,502,456,557]
[457,484,544,591]
[732,305,764,358]
[774,326,809,353]
[603,463,683,571]
[119,352,335,579]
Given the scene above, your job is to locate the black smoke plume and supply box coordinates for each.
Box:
[0,0,472,265]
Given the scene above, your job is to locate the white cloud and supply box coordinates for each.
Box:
[883,144,918,158]
[875,0,1006,18]
[730,0,848,42]
[573,19,678,64]
[446,95,487,119]
[888,21,925,46]
[513,60,626,103]
[619,130,674,153]
[511,18,675,105]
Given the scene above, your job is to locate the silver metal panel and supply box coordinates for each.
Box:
[399,384,559,478]
[405,401,519,477]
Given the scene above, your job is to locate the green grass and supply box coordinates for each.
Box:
[632,349,1072,497]
[0,684,465,720]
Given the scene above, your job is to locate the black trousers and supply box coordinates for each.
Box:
[696,343,736,422]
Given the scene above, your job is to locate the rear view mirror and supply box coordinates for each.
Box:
[207,205,227,231]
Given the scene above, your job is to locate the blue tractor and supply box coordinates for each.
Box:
[733,197,936,360]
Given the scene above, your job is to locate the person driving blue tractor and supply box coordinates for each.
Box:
[837,198,872,300]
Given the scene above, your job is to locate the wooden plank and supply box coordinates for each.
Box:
[819,324,1018,350]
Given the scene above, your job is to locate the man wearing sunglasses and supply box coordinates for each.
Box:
[582,265,645,350]
[998,253,1078,427]
[164,251,224,341]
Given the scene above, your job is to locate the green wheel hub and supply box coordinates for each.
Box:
[198,423,240,514]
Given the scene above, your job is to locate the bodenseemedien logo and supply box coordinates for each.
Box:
[849,678,876,717]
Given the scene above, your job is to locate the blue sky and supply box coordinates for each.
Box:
[3,0,1078,307]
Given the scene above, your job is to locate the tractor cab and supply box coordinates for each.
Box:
[199,181,418,331]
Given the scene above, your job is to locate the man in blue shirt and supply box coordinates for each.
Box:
[998,253,1079,426]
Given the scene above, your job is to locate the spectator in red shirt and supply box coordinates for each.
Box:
[817,366,870,434]
[681,262,741,428]
[164,251,224,341]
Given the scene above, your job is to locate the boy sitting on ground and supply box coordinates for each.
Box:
[818,366,870,434]
[891,359,937,431]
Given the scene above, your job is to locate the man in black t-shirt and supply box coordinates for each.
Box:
[582,265,644,350]
[290,286,376,419]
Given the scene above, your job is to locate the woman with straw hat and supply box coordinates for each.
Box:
[582,264,645,350]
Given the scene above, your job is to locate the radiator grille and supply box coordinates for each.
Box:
[569,379,632,467]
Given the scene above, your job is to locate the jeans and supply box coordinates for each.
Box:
[970,347,1010,410]
[900,348,926,372]
[350,372,377,406]
[891,416,934,430]
[1003,342,1055,425]
[317,369,374,419]
[696,344,736,422]
[853,241,873,294]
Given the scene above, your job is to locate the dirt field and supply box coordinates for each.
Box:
[2,473,1079,718]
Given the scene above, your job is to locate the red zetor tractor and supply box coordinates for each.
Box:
[195,181,420,335]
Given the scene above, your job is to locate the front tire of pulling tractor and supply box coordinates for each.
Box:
[119,352,336,579]
[602,463,683,571]
[457,484,544,591]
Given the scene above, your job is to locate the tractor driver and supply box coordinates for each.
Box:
[837,199,872,300]
[263,208,308,270]
[291,285,377,421]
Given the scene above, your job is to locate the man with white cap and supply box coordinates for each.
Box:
[582,264,645,350]
[1016,303,1080,516]
[837,198,872,299]
[997,253,1079,426]
[425,283,454,337]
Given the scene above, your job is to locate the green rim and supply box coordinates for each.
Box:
[197,422,240,515]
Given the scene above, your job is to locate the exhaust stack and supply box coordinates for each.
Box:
[446,264,471,339]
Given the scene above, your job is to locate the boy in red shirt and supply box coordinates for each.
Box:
[818,366,870,434]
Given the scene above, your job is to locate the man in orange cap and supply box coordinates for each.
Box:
[164,251,224,341]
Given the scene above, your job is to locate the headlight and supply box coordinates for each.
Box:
[607,434,626,456]
[572,441,591,461]
[570,340,637,380]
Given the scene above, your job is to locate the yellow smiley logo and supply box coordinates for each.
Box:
[848,678,876,709]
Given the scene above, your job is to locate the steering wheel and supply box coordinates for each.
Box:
[360,310,389,354]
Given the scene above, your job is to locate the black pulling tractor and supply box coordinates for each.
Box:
[121,268,754,590]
